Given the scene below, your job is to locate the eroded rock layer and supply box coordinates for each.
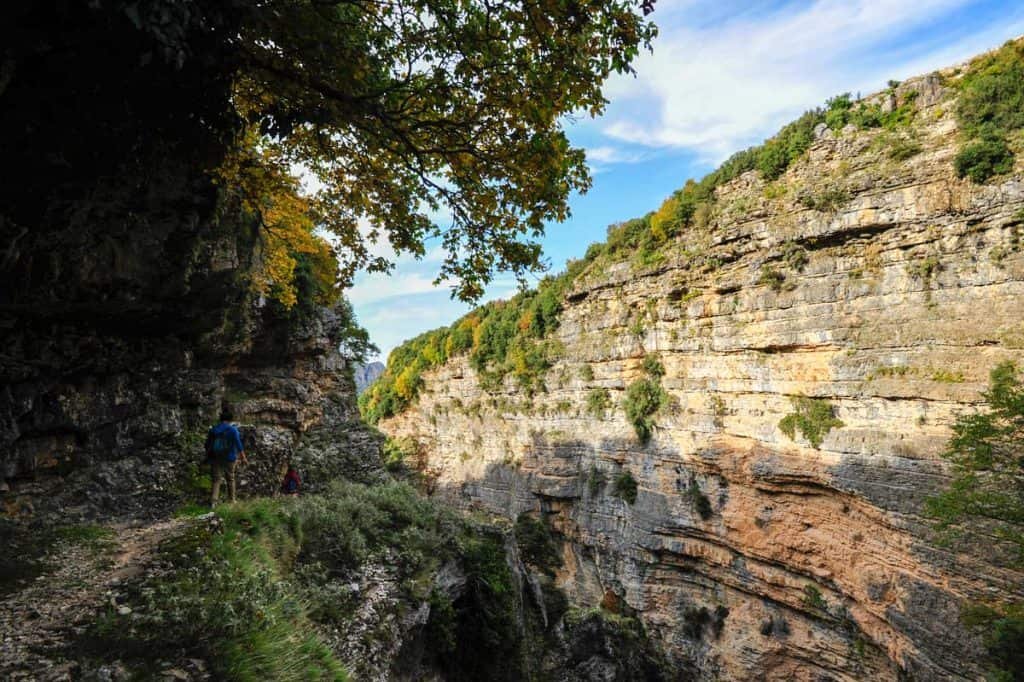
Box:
[381,68,1024,679]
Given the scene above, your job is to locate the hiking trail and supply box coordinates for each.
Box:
[0,517,191,681]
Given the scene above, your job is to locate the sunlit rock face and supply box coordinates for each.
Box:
[381,67,1024,681]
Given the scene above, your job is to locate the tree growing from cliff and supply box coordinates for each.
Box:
[623,378,667,443]
[927,361,1024,564]
[926,361,1024,681]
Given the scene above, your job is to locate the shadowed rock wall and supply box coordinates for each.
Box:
[0,3,381,519]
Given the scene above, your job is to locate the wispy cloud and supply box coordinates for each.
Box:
[598,0,1015,160]
[586,145,648,165]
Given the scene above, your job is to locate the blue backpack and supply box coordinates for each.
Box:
[205,427,232,460]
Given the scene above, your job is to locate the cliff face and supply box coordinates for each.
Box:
[380,66,1024,679]
[0,5,381,518]
[355,361,387,394]
[0,209,381,520]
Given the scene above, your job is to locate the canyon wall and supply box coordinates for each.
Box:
[380,67,1024,679]
[0,4,381,519]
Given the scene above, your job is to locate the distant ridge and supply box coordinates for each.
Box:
[353,361,385,394]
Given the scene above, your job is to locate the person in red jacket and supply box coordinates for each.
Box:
[280,463,301,496]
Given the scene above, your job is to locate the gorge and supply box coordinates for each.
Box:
[368,42,1024,681]
[1,3,1023,680]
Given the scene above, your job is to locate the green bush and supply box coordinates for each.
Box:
[382,436,418,473]
[953,40,1024,183]
[622,378,667,443]
[954,137,1014,182]
[803,585,828,611]
[783,243,808,271]
[514,514,562,574]
[926,361,1024,565]
[799,186,850,213]
[612,471,638,505]
[962,603,1024,681]
[924,361,1024,680]
[687,481,713,520]
[778,396,844,448]
[886,134,923,161]
[826,88,918,132]
[758,267,787,292]
[297,480,458,575]
[586,388,612,418]
[642,353,665,378]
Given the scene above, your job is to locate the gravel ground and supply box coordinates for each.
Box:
[0,517,197,681]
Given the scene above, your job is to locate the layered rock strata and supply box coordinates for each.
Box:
[381,69,1024,679]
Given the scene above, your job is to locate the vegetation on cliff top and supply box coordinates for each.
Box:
[953,39,1024,183]
[360,265,584,422]
[363,40,1024,423]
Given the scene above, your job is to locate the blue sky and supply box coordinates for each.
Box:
[349,0,1024,362]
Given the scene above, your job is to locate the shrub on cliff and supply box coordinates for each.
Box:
[514,514,563,575]
[954,137,1014,183]
[927,361,1024,565]
[586,388,613,418]
[778,396,844,448]
[642,354,665,378]
[612,471,639,505]
[953,39,1024,183]
[622,379,668,443]
[926,361,1024,681]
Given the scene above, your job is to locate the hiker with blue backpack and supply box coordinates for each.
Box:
[204,409,248,507]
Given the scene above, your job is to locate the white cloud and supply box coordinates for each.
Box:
[347,271,450,306]
[586,145,647,165]
[597,0,1009,161]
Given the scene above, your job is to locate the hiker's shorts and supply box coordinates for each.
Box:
[210,459,237,504]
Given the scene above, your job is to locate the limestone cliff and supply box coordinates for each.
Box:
[378,52,1024,679]
[0,4,382,519]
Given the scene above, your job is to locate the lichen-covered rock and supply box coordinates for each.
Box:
[381,64,1024,679]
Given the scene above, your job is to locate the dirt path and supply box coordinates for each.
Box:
[0,517,187,681]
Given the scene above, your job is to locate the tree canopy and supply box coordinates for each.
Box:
[927,361,1024,565]
[225,0,657,300]
[2,0,655,305]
